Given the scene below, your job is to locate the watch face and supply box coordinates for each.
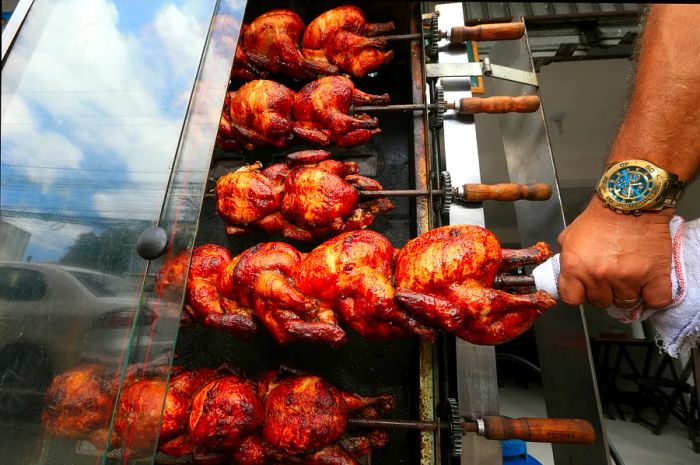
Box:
[605,164,660,209]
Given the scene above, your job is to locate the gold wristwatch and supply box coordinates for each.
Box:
[596,159,686,215]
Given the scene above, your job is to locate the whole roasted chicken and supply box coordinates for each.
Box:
[302,5,395,77]
[156,243,257,338]
[114,367,216,455]
[158,225,555,346]
[293,76,390,147]
[217,78,389,151]
[219,80,297,151]
[237,9,337,80]
[394,224,557,345]
[42,364,115,448]
[44,364,394,465]
[216,150,394,241]
[294,230,435,340]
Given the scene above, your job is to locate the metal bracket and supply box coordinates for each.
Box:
[425,59,539,87]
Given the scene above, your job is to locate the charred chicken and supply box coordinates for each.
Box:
[43,365,393,465]
[215,150,394,241]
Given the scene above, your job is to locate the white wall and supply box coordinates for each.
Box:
[475,58,700,337]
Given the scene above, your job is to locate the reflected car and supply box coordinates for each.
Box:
[0,262,178,419]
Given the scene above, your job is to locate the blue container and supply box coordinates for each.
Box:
[502,439,543,465]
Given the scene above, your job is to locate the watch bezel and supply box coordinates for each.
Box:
[597,159,667,212]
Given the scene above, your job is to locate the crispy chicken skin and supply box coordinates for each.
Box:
[394,225,557,345]
[215,151,393,241]
[302,5,394,77]
[241,10,337,80]
[293,76,390,147]
[43,365,394,465]
[262,375,392,455]
[295,230,435,340]
[113,368,216,454]
[42,364,114,441]
[156,244,257,338]
[216,78,390,151]
[226,81,297,150]
[158,226,554,345]
[188,375,266,451]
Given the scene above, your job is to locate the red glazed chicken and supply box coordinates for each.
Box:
[239,9,337,80]
[221,80,297,151]
[293,76,390,147]
[158,225,555,346]
[42,364,115,448]
[156,244,257,338]
[295,230,435,340]
[215,150,394,241]
[113,367,215,454]
[261,373,393,455]
[302,5,395,77]
[394,224,557,345]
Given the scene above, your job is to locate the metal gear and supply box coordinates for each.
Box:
[430,86,446,128]
[428,12,441,59]
[439,171,453,215]
[439,397,464,458]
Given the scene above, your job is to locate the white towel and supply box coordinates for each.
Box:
[532,216,700,357]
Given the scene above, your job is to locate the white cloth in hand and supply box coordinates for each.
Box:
[532,216,700,357]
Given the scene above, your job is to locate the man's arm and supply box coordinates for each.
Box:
[557,4,700,310]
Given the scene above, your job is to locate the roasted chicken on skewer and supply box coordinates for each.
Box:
[216,78,389,151]
[215,150,394,241]
[395,225,556,345]
[293,76,390,147]
[44,365,394,465]
[157,225,555,346]
[229,6,394,81]
[233,9,337,80]
[301,5,395,77]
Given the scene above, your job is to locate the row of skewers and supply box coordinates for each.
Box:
[217,6,538,152]
[157,219,556,347]
[43,363,596,464]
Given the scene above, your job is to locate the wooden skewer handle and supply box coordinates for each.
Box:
[455,95,540,114]
[450,22,525,42]
[481,416,596,444]
[459,183,551,202]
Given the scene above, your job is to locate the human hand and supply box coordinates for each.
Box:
[557,199,673,309]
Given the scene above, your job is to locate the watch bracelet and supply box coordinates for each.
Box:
[662,178,686,207]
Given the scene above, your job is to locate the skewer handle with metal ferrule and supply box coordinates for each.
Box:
[451,95,540,114]
[465,416,596,444]
[450,22,525,43]
[456,183,551,202]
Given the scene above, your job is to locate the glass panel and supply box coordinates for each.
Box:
[0,0,230,463]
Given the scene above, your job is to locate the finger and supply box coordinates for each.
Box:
[585,281,614,309]
[611,283,643,309]
[558,273,585,306]
[642,275,672,309]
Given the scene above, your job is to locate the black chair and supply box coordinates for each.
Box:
[633,348,699,453]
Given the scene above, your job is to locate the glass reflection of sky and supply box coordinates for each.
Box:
[1,0,217,263]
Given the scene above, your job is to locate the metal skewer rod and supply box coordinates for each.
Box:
[383,22,525,43]
[348,416,596,444]
[353,95,541,115]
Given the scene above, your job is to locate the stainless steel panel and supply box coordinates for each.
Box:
[489,25,611,465]
[436,3,501,464]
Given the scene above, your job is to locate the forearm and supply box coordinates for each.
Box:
[610,4,700,181]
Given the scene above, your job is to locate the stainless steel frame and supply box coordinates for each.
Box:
[435,3,502,465]
[490,23,611,465]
